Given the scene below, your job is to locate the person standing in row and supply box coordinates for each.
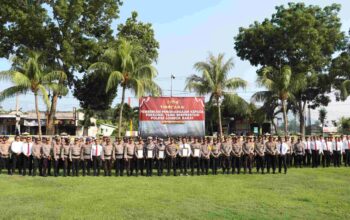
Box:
[255,136,265,174]
[103,137,113,177]
[221,137,232,175]
[124,138,135,176]
[82,138,92,176]
[69,138,81,177]
[61,138,71,177]
[311,136,321,168]
[42,137,52,177]
[294,137,305,168]
[145,137,155,177]
[277,137,288,174]
[190,137,201,176]
[21,136,33,176]
[322,137,332,168]
[156,138,166,176]
[265,136,277,174]
[231,137,242,174]
[52,137,61,177]
[91,138,103,176]
[0,137,11,175]
[179,137,191,176]
[135,138,145,176]
[333,137,342,167]
[210,138,220,175]
[31,138,42,176]
[242,136,254,174]
[303,136,312,166]
[200,138,210,175]
[344,136,350,167]
[113,138,124,176]
[166,138,178,176]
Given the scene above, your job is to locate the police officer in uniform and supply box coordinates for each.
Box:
[265,136,277,174]
[190,137,201,176]
[165,137,178,176]
[124,138,135,176]
[31,138,42,176]
[221,136,232,174]
[231,137,242,174]
[294,137,305,168]
[242,136,254,174]
[81,137,92,176]
[210,138,221,175]
[0,137,11,175]
[52,137,62,177]
[145,137,156,176]
[200,138,210,175]
[42,137,52,177]
[69,138,81,177]
[156,138,166,176]
[255,136,265,174]
[102,137,113,176]
[113,138,125,176]
[134,137,145,176]
[61,138,71,177]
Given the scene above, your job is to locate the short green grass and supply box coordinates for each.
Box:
[0,168,349,219]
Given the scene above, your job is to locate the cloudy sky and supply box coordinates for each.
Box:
[0,0,350,122]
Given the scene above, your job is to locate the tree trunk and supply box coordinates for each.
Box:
[298,100,306,138]
[118,85,126,137]
[271,119,277,135]
[281,99,288,135]
[34,93,42,138]
[216,96,223,137]
[46,94,58,135]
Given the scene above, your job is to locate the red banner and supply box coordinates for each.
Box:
[139,97,205,121]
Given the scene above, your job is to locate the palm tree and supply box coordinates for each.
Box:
[185,53,247,137]
[89,39,161,137]
[0,52,63,138]
[46,70,68,135]
[255,65,304,135]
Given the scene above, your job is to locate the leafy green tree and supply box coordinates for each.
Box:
[185,53,247,137]
[0,52,64,138]
[234,3,346,137]
[318,108,327,127]
[89,39,161,137]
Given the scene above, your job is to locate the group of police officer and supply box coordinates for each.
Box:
[0,134,349,177]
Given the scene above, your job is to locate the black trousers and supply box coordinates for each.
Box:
[311,150,320,168]
[256,155,265,173]
[322,151,331,167]
[135,159,144,176]
[201,158,209,175]
[166,157,177,176]
[103,159,112,176]
[0,157,10,174]
[42,158,51,176]
[295,154,303,168]
[278,155,287,173]
[345,150,350,166]
[333,151,341,167]
[145,158,153,176]
[54,159,60,177]
[221,156,231,174]
[190,157,201,175]
[211,157,219,175]
[32,157,40,176]
[11,154,21,174]
[125,158,134,176]
[82,159,91,176]
[231,156,241,174]
[180,157,189,175]
[22,155,31,176]
[62,159,69,176]
[92,156,101,176]
[304,150,311,166]
[243,154,252,174]
[286,153,292,167]
[157,159,165,176]
[266,154,276,173]
[71,158,80,176]
[114,158,124,176]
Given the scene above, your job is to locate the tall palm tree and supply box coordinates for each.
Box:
[89,39,161,137]
[0,52,65,138]
[185,53,247,137]
[256,65,304,135]
[46,70,68,135]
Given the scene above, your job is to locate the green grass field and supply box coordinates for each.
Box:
[0,168,349,219]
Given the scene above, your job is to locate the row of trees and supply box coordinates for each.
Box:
[0,1,160,138]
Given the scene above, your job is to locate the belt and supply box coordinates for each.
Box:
[72,154,80,157]
[84,153,90,156]
[104,154,111,157]
[115,154,123,156]
[127,154,134,156]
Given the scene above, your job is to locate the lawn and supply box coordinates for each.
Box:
[0,168,349,220]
